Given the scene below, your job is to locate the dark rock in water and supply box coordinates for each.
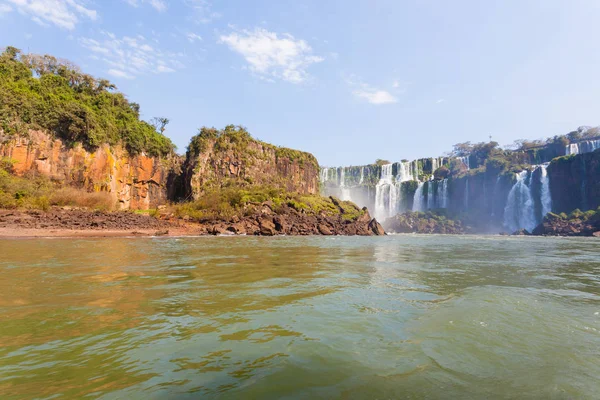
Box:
[512,229,531,236]
[368,219,386,236]
[318,224,333,235]
[259,218,276,236]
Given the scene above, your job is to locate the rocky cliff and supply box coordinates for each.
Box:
[183,126,319,199]
[0,130,180,210]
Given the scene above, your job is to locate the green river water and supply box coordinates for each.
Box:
[0,235,599,399]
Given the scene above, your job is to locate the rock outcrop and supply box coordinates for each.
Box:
[200,201,385,236]
[532,212,600,237]
[183,126,319,199]
[0,130,181,210]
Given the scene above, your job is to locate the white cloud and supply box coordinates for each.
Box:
[346,75,398,105]
[436,98,445,104]
[219,28,324,84]
[80,31,183,79]
[392,80,400,88]
[7,0,97,30]
[0,3,12,14]
[184,0,221,24]
[108,69,134,79]
[124,0,166,12]
[354,89,398,105]
[186,32,202,43]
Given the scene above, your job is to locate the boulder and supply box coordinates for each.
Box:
[368,219,386,236]
[259,218,276,236]
[318,224,333,235]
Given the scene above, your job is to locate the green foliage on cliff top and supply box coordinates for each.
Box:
[186,125,318,169]
[0,46,175,156]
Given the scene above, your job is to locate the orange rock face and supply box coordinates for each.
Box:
[0,131,175,210]
[183,136,320,199]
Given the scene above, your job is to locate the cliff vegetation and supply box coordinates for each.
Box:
[0,46,174,156]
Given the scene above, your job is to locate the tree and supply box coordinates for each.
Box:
[449,142,473,157]
[150,117,170,134]
[375,159,390,166]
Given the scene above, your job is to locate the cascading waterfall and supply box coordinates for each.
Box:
[339,167,351,201]
[504,164,553,233]
[375,164,395,220]
[320,167,329,183]
[359,167,364,184]
[412,182,425,212]
[426,180,435,209]
[504,171,536,233]
[539,164,552,217]
[438,179,448,208]
[565,139,600,155]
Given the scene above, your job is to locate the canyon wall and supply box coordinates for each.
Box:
[0,130,181,210]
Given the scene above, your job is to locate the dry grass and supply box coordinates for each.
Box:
[49,188,115,211]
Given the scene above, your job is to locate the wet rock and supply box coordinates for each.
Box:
[511,229,531,236]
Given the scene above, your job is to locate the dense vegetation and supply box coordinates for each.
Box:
[175,184,364,222]
[0,46,174,156]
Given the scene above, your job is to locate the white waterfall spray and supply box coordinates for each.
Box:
[438,179,449,208]
[565,139,600,155]
[375,164,395,220]
[539,164,552,217]
[426,180,435,209]
[339,167,351,201]
[504,171,536,233]
[412,182,425,212]
[320,167,329,183]
[359,167,364,184]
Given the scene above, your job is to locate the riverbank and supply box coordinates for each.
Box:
[0,202,386,238]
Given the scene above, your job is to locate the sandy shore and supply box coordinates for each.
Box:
[0,226,200,238]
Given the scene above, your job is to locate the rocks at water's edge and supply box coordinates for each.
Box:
[532,212,600,237]
[202,202,385,236]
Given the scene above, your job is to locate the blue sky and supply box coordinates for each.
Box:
[1,0,600,166]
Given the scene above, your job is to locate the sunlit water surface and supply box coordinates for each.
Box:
[0,235,599,399]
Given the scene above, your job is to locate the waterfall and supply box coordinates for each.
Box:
[504,171,536,232]
[320,167,329,183]
[565,139,600,155]
[412,182,425,211]
[359,167,364,184]
[539,164,552,217]
[339,167,351,201]
[431,158,438,174]
[426,180,435,209]
[374,164,395,220]
[438,179,448,208]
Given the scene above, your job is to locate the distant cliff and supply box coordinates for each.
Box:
[183,125,319,199]
[0,130,181,209]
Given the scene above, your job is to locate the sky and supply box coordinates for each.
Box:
[1,0,600,167]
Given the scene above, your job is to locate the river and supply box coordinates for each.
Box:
[0,235,599,399]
